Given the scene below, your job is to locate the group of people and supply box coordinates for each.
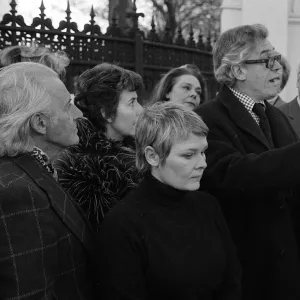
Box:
[0,23,300,300]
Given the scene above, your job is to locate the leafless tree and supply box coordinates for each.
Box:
[151,0,221,39]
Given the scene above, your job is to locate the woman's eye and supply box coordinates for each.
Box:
[182,85,190,90]
[183,154,193,159]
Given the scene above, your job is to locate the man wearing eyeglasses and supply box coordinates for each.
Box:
[196,24,300,300]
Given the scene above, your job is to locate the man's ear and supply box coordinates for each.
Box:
[101,108,112,123]
[144,146,160,167]
[231,64,247,81]
[29,113,48,135]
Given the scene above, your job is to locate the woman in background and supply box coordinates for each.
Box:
[97,102,242,300]
[150,64,207,109]
[56,63,143,231]
[0,44,70,79]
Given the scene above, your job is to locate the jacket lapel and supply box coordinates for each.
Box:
[265,100,299,147]
[12,154,95,258]
[218,86,271,150]
[287,97,300,120]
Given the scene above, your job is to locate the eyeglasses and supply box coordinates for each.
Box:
[244,54,281,70]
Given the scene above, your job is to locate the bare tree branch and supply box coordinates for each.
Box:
[150,0,221,39]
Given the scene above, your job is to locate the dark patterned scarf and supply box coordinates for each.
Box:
[31,147,57,179]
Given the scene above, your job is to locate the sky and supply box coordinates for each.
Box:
[0,0,153,31]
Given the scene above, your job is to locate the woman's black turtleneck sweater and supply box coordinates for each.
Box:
[97,174,242,300]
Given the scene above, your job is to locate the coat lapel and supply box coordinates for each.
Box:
[286,97,300,120]
[272,95,285,108]
[12,154,95,258]
[265,100,299,147]
[218,86,271,150]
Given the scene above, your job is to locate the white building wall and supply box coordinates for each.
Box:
[221,0,242,32]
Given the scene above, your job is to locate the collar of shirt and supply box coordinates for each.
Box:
[229,86,265,125]
[31,146,57,179]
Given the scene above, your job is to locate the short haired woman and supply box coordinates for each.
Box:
[55,63,143,231]
[97,102,242,299]
[150,64,207,109]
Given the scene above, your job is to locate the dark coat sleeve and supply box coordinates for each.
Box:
[97,208,148,300]
[209,195,242,300]
[202,122,300,190]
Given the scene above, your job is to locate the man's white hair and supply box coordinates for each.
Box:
[0,62,58,156]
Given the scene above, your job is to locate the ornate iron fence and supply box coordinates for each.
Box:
[0,0,220,101]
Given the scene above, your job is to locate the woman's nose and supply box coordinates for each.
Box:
[190,89,197,98]
[136,102,143,115]
[196,154,207,169]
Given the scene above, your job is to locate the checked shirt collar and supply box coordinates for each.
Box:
[229,86,265,125]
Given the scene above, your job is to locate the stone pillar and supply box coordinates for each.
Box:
[220,0,242,33]
[108,0,134,33]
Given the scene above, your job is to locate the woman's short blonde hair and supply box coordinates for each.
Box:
[135,102,208,174]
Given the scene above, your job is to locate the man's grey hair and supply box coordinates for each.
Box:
[0,62,58,156]
[213,24,268,87]
[135,102,208,174]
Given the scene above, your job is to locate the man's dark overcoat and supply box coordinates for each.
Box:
[196,86,300,300]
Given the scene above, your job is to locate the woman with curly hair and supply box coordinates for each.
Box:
[55,63,143,231]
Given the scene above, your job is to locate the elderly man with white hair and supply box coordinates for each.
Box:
[196,24,300,299]
[0,62,98,299]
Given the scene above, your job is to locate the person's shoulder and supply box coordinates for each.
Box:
[0,156,42,202]
[269,98,296,124]
[196,97,221,114]
[195,91,228,128]
[0,157,24,189]
[279,97,297,112]
[101,187,142,226]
